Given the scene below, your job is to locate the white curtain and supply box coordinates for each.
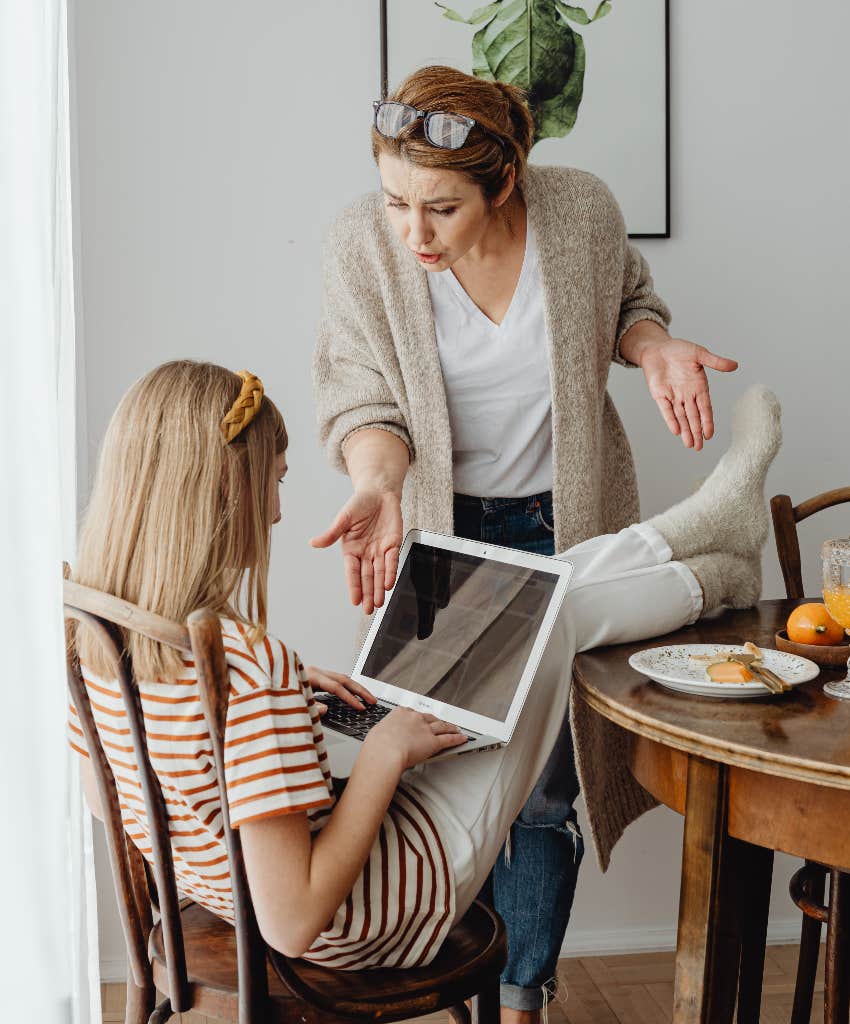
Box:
[0,1,99,1021]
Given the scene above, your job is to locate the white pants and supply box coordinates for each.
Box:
[402,523,703,918]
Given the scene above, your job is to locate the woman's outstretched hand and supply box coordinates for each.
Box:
[620,321,739,451]
[310,489,403,615]
[640,338,738,450]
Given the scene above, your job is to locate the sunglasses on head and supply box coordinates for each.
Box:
[373,100,506,152]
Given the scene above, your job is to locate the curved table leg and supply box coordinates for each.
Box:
[673,756,743,1024]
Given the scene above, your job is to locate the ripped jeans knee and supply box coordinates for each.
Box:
[504,813,585,867]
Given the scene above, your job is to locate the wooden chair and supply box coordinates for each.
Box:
[771,486,850,1024]
[63,577,506,1024]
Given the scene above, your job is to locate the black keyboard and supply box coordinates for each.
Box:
[317,693,472,746]
[317,693,394,740]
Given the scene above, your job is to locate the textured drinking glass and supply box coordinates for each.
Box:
[822,538,850,699]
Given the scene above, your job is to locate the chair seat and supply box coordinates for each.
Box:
[151,899,506,1023]
[150,903,298,1022]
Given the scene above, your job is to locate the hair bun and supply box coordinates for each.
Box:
[491,80,534,162]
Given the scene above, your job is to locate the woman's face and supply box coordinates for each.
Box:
[378,153,506,271]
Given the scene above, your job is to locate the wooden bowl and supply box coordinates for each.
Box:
[775,629,850,666]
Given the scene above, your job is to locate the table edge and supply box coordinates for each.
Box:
[572,671,850,792]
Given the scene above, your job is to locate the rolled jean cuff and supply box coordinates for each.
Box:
[499,979,556,1011]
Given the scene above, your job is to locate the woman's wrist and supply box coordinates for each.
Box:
[343,428,409,497]
[354,480,404,502]
[618,320,669,368]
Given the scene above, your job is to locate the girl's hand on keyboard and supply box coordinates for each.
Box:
[305,666,377,714]
[367,708,467,770]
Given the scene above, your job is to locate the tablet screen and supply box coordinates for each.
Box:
[361,542,560,722]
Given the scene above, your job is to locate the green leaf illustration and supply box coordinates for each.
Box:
[553,1,611,24]
[437,1,503,25]
[436,0,610,144]
[537,30,585,140]
[555,3,590,25]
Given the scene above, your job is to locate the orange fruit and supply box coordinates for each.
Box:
[786,603,845,646]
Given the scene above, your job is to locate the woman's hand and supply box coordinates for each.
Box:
[640,338,738,450]
[310,489,403,615]
[366,707,467,770]
[620,323,738,451]
[305,665,376,714]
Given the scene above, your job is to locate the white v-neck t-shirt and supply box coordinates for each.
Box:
[427,226,553,498]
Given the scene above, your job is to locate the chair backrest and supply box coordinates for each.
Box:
[770,487,850,598]
[63,575,270,1022]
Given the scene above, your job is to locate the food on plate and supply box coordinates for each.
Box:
[787,602,846,646]
[707,661,754,683]
[690,642,790,691]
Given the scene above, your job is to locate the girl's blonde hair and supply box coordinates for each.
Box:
[74,360,287,683]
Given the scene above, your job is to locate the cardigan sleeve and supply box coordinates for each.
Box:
[313,227,414,474]
[584,167,670,367]
[612,242,672,367]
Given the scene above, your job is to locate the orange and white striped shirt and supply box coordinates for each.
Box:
[68,619,455,969]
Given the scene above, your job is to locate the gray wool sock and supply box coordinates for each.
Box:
[649,385,782,561]
[685,551,762,615]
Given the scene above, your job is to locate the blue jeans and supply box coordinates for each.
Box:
[453,492,585,1010]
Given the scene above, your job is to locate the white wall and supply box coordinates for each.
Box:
[71,0,850,979]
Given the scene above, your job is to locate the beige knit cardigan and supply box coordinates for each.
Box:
[313,165,671,871]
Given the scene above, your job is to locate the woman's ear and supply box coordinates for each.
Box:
[492,163,517,209]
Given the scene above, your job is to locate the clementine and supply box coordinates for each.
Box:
[786,603,845,646]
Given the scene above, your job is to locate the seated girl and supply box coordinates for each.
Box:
[69,361,780,980]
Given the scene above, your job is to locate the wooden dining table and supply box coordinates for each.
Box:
[572,598,850,1024]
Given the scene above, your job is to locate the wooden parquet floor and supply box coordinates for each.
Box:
[101,943,825,1023]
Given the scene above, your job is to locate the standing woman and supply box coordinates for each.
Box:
[312,66,737,1018]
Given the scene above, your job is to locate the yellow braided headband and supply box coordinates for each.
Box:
[220,370,264,446]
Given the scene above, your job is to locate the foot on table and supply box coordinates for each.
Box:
[649,385,782,561]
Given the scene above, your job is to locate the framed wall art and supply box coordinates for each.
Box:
[379,0,670,238]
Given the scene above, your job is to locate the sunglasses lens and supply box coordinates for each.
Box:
[375,102,419,138]
[425,112,473,149]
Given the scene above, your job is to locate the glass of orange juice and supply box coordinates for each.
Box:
[822,539,850,699]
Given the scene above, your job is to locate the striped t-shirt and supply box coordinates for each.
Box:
[68,618,455,969]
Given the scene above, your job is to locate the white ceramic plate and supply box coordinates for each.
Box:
[629,644,820,699]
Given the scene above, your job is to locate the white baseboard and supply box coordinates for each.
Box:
[99,957,128,983]
[99,918,812,982]
[560,917,809,959]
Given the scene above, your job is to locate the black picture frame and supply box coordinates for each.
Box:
[378,0,671,239]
